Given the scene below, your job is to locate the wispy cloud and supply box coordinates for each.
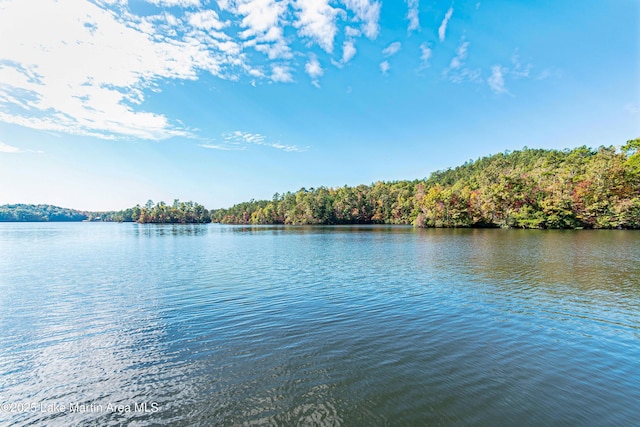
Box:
[305,54,324,87]
[145,0,202,6]
[625,103,640,114]
[222,131,306,152]
[449,41,469,70]
[485,51,535,94]
[198,143,246,151]
[380,60,391,75]
[0,141,43,154]
[406,0,420,32]
[0,141,21,153]
[443,40,481,83]
[438,7,453,42]
[419,42,432,68]
[487,65,507,94]
[382,42,402,57]
[510,51,531,78]
[341,0,382,39]
[380,42,400,75]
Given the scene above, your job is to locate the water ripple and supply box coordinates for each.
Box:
[1,224,639,426]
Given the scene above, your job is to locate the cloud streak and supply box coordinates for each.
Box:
[406,0,420,32]
[222,131,306,152]
[487,65,507,93]
[443,40,481,84]
[0,141,21,153]
[382,42,402,57]
[419,42,432,68]
[438,7,453,42]
[0,140,42,154]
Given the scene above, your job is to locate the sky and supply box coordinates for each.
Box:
[0,0,639,211]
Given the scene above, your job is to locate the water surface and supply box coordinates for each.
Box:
[0,224,638,426]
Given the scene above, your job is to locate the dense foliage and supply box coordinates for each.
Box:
[212,144,640,229]
[4,144,639,229]
[0,204,88,222]
[93,200,211,224]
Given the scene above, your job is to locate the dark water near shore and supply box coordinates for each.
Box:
[0,223,639,426]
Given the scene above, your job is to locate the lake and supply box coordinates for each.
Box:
[0,223,638,426]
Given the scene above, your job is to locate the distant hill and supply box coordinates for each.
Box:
[0,204,88,222]
[0,201,210,224]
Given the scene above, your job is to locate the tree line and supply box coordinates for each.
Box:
[0,204,88,222]
[212,142,640,229]
[91,200,211,223]
[3,141,639,228]
[0,200,210,224]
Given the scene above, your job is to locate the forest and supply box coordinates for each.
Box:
[89,200,211,223]
[3,142,639,228]
[211,142,640,229]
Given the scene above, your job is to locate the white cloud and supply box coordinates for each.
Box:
[419,42,432,68]
[271,64,294,82]
[0,0,412,143]
[145,0,202,7]
[199,143,246,151]
[449,41,469,69]
[294,0,339,53]
[0,141,21,153]
[341,0,381,39]
[255,35,293,60]
[406,0,420,32]
[443,41,480,84]
[510,51,531,78]
[380,60,390,75]
[487,65,507,93]
[187,9,227,31]
[482,52,536,94]
[232,0,291,59]
[341,40,357,64]
[438,7,453,42]
[382,42,401,57]
[0,140,42,154]
[305,54,324,87]
[223,131,305,151]
[0,0,235,140]
[448,68,481,84]
[235,0,286,38]
[225,131,265,144]
[344,26,361,37]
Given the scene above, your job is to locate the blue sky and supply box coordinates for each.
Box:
[0,0,638,211]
